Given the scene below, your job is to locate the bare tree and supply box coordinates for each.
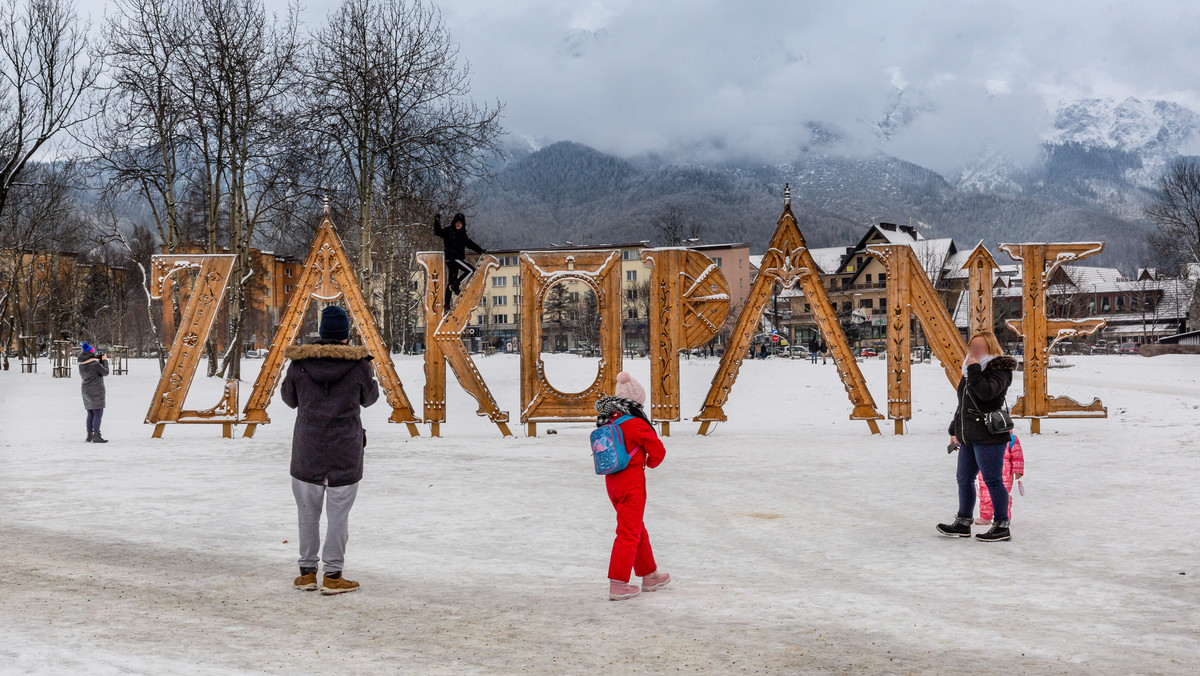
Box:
[0,0,96,217]
[1145,157,1200,269]
[648,205,701,246]
[307,0,502,312]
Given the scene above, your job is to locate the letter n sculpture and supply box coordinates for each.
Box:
[241,205,421,437]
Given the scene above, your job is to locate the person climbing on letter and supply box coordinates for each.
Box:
[434,212,486,308]
[595,372,670,601]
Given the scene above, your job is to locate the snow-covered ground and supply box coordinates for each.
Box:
[1,352,1198,674]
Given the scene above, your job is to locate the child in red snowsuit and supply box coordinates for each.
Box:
[596,372,670,601]
[977,433,1024,525]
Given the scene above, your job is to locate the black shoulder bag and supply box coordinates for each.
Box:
[967,389,1014,436]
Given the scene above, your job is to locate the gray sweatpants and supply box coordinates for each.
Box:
[292,477,359,573]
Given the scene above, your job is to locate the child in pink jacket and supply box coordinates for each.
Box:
[976,434,1024,525]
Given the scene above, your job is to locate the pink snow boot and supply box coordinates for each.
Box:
[609,579,641,601]
[641,571,671,592]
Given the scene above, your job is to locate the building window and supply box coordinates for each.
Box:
[866,274,872,283]
[511,275,519,286]
[626,288,638,300]
[494,314,508,324]
[568,292,580,302]
[1101,297,1111,312]
[492,276,506,287]
[627,308,638,319]
[285,268,292,277]
[714,257,722,267]
[1116,296,1125,311]
[626,270,637,282]
[284,284,292,294]
[859,298,873,309]
[804,304,811,312]
[493,295,507,306]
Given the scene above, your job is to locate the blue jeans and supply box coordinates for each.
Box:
[810,352,818,363]
[957,442,1009,522]
[86,408,104,435]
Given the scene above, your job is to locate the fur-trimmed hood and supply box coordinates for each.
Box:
[284,343,372,361]
[985,355,1018,371]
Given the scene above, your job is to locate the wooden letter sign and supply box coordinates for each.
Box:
[999,242,1108,433]
[242,205,421,437]
[695,188,883,435]
[145,254,240,438]
[640,248,730,436]
[519,250,623,437]
[416,252,512,437]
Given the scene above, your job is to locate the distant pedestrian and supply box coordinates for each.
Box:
[282,306,380,595]
[808,336,819,363]
[78,343,109,443]
[938,330,1018,542]
[595,372,669,601]
[819,339,828,364]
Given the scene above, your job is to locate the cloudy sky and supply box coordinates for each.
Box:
[81,0,1200,171]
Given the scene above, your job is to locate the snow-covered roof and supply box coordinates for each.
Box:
[749,255,764,270]
[807,246,848,275]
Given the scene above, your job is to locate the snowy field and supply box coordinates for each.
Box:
[1,352,1198,674]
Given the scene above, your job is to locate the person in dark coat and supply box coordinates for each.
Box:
[819,338,828,364]
[807,336,820,364]
[281,305,380,595]
[938,330,1018,543]
[433,212,486,307]
[78,343,109,443]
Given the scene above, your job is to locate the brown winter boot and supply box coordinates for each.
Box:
[321,573,359,595]
[293,570,318,591]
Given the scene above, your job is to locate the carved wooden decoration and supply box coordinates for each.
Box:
[145,254,239,438]
[865,244,967,434]
[964,243,999,335]
[640,248,730,436]
[695,188,883,435]
[51,340,72,377]
[519,250,622,436]
[19,335,36,373]
[1000,242,1107,433]
[242,206,421,438]
[416,251,512,438]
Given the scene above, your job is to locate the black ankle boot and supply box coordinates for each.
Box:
[92,433,109,444]
[975,521,1011,542]
[86,431,94,442]
[936,515,973,537]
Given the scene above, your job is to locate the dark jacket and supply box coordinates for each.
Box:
[281,342,380,486]
[434,217,484,259]
[808,338,820,352]
[948,354,1018,446]
[78,352,109,409]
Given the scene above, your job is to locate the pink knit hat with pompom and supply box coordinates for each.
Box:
[613,371,646,405]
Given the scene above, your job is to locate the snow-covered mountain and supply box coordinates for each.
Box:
[475,97,1200,273]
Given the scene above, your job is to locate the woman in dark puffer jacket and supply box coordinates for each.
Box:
[938,330,1018,542]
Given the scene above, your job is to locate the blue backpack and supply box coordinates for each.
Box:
[591,415,634,475]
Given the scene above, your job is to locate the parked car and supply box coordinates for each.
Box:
[858,347,878,358]
[1119,342,1139,354]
